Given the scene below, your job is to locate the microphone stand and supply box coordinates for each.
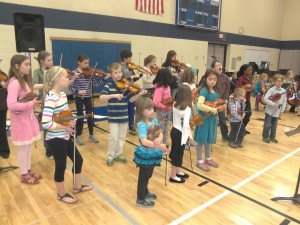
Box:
[271,168,300,204]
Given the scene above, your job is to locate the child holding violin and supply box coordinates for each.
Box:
[134,97,168,208]
[32,50,54,159]
[6,55,41,184]
[69,54,106,146]
[140,55,157,98]
[0,70,10,159]
[162,50,181,99]
[237,64,253,134]
[254,73,268,111]
[153,68,174,145]
[194,69,220,172]
[169,84,193,183]
[228,88,246,148]
[262,74,287,144]
[99,62,147,166]
[119,49,141,135]
[42,66,93,204]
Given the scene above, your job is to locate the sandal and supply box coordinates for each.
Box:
[21,174,40,185]
[28,170,42,180]
[57,193,78,204]
[73,184,93,194]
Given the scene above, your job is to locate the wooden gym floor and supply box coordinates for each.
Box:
[0,101,299,225]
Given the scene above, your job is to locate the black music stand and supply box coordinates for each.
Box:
[271,168,300,204]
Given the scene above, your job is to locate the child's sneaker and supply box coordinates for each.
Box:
[107,159,114,166]
[262,138,270,143]
[196,162,210,172]
[89,135,99,143]
[205,159,219,168]
[270,138,278,143]
[76,136,84,146]
[114,155,128,163]
[229,142,238,148]
[136,199,155,208]
[145,192,157,200]
[237,143,243,148]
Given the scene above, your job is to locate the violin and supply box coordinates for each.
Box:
[127,63,146,73]
[242,84,253,92]
[204,98,227,114]
[18,92,38,103]
[82,67,108,78]
[189,114,204,128]
[161,97,174,107]
[147,125,161,141]
[287,84,300,107]
[53,110,94,126]
[150,65,160,75]
[0,70,8,82]
[116,77,142,94]
[192,87,201,103]
[171,59,187,70]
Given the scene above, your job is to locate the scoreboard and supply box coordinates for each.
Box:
[176,0,222,31]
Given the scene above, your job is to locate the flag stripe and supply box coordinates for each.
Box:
[136,0,164,14]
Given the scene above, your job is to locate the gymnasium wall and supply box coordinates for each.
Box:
[0,0,298,74]
[281,0,300,41]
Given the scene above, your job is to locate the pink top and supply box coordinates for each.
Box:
[7,78,40,145]
[153,84,171,110]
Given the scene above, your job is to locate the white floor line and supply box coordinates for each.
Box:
[169,147,300,225]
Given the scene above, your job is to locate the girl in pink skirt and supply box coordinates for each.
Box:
[7,55,41,184]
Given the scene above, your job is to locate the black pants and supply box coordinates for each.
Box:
[170,127,185,167]
[243,100,252,128]
[75,97,94,136]
[137,166,154,201]
[0,110,10,155]
[218,110,229,138]
[229,122,245,145]
[46,138,83,182]
[43,130,53,157]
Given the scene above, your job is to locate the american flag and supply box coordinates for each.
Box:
[135,0,164,15]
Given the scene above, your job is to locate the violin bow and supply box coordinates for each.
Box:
[59,53,63,67]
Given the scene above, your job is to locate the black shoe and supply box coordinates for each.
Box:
[169,177,185,183]
[245,130,250,134]
[146,192,157,200]
[176,173,189,179]
[0,152,9,159]
[136,199,155,208]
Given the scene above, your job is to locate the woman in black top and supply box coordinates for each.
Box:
[161,50,181,98]
[0,71,10,158]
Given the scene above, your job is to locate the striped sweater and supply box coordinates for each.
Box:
[42,91,70,140]
[100,78,133,123]
[69,68,105,98]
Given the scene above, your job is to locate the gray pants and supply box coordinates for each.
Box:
[196,143,211,161]
[156,109,171,144]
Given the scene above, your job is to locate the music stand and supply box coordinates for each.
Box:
[271,168,300,204]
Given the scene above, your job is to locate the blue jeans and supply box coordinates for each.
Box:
[229,122,245,145]
[75,97,94,136]
[262,113,278,139]
[218,110,229,138]
[128,101,135,130]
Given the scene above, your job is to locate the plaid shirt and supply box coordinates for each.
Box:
[216,73,230,100]
[228,97,246,123]
[237,75,253,101]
